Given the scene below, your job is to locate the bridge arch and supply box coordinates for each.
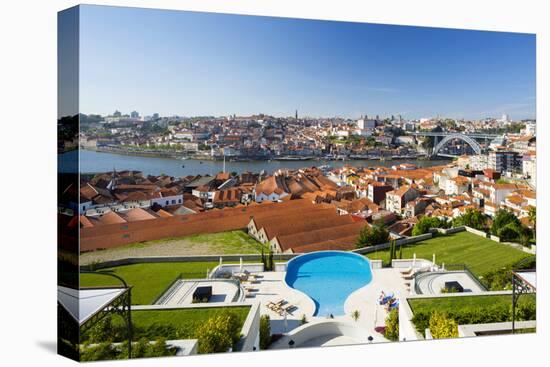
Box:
[432,133,482,156]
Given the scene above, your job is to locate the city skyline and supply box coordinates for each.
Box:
[79,5,536,120]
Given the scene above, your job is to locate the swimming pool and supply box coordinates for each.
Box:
[285,251,373,316]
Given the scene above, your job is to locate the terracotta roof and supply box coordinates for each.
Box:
[260,212,354,240]
[213,188,242,204]
[120,208,156,222]
[275,222,366,252]
[92,211,126,225]
[387,185,416,198]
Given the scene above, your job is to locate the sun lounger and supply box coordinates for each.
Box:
[279,303,297,315]
[401,268,416,278]
[399,267,412,275]
[266,298,285,312]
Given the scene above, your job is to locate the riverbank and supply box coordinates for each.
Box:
[72,149,452,177]
[84,145,430,162]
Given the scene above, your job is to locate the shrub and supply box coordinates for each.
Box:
[356,224,390,249]
[452,208,487,230]
[351,310,361,321]
[440,286,459,293]
[85,315,115,344]
[80,342,118,362]
[301,314,308,325]
[384,309,399,341]
[259,315,271,350]
[512,301,536,321]
[412,299,536,335]
[491,209,520,236]
[429,312,458,339]
[195,311,242,354]
[413,216,449,236]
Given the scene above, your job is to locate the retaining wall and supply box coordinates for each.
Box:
[353,233,433,255]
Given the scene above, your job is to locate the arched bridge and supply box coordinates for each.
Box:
[432,133,482,156]
[408,131,500,157]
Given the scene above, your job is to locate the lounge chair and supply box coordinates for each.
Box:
[399,267,412,275]
[279,303,297,315]
[401,268,416,278]
[244,289,255,298]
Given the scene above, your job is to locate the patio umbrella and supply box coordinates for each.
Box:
[432,253,436,268]
[206,268,209,278]
[412,253,416,268]
[219,257,223,268]
[283,310,288,332]
[239,257,243,272]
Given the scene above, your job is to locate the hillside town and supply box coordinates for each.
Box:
[65,114,536,255]
[76,111,535,160]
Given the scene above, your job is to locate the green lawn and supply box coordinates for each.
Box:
[366,231,532,277]
[408,294,536,315]
[80,230,266,266]
[82,306,251,343]
[124,307,250,340]
[80,262,219,305]
[183,230,267,254]
[408,294,536,334]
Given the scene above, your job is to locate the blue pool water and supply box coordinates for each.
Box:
[285,251,373,316]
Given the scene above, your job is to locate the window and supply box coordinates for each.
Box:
[166,201,169,205]
[172,200,176,204]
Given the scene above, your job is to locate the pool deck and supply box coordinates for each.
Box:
[242,271,316,334]
[242,267,410,340]
[342,268,411,342]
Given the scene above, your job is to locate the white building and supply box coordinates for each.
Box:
[523,154,536,187]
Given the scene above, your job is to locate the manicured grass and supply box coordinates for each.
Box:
[80,230,265,264]
[408,294,536,315]
[122,307,251,340]
[366,231,532,277]
[82,306,252,343]
[80,262,219,305]
[183,230,267,254]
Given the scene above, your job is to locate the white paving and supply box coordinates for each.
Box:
[160,280,240,306]
[342,268,411,343]
[241,271,316,334]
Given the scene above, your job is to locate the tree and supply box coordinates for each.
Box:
[491,209,520,236]
[355,224,390,249]
[452,208,487,230]
[259,315,271,350]
[429,312,458,339]
[195,312,242,354]
[351,310,361,322]
[384,309,399,341]
[412,216,447,236]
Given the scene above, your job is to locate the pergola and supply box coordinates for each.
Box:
[511,270,536,334]
[57,271,133,358]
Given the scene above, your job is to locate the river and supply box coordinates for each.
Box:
[60,149,451,177]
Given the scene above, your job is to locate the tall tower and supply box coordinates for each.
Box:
[295,109,298,120]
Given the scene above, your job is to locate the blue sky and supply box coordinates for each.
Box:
[78,5,536,120]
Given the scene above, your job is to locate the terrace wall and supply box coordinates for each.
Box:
[352,233,433,255]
